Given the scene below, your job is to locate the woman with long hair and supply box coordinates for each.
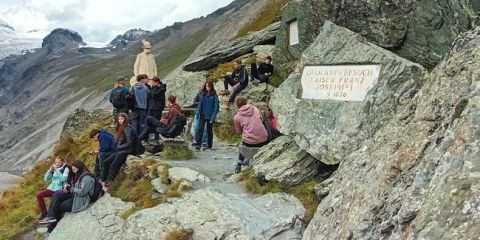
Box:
[101,112,136,187]
[39,160,95,231]
[195,81,220,150]
[191,82,208,147]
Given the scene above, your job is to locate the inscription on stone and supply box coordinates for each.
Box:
[301,65,382,101]
[289,20,299,46]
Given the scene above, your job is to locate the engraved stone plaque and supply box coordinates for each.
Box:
[289,20,299,46]
[301,65,382,101]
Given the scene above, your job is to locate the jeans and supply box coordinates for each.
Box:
[94,151,114,178]
[131,108,147,134]
[193,112,207,145]
[196,116,213,148]
[102,152,129,182]
[47,191,73,220]
[224,76,247,103]
[36,189,55,214]
[238,141,268,164]
[139,116,166,141]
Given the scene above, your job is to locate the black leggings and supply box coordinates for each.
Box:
[102,152,129,182]
[196,117,213,148]
[47,191,73,220]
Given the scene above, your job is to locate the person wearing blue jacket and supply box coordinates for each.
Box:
[36,156,70,220]
[90,128,116,179]
[130,74,150,134]
[191,83,208,147]
[195,81,220,150]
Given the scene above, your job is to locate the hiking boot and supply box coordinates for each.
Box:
[220,89,230,96]
[234,164,242,174]
[39,216,57,224]
[38,212,47,220]
[242,158,250,166]
[252,79,260,86]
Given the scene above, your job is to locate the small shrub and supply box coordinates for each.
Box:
[164,227,194,240]
[161,145,193,160]
[206,62,234,82]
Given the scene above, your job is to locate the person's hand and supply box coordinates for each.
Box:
[50,164,55,171]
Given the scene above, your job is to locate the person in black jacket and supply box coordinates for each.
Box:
[102,112,136,187]
[251,56,274,91]
[220,59,249,109]
[146,76,166,141]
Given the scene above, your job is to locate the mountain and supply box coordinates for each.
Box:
[108,29,151,50]
[0,19,42,60]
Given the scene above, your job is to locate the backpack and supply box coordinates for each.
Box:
[59,164,74,185]
[158,113,187,138]
[111,88,126,109]
[79,173,104,203]
[261,113,279,143]
[125,93,135,110]
[133,134,146,156]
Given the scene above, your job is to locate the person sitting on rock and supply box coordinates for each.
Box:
[191,82,208,147]
[146,76,167,141]
[130,74,150,134]
[251,56,274,91]
[36,156,71,220]
[109,77,130,123]
[220,59,249,110]
[89,128,116,180]
[139,95,183,141]
[39,160,95,231]
[194,81,220,151]
[233,96,269,173]
[102,112,136,187]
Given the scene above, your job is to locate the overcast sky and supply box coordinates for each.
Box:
[0,0,233,45]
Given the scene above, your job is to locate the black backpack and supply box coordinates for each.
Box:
[111,88,126,109]
[78,173,104,203]
[158,114,187,138]
[261,113,279,143]
[133,134,146,156]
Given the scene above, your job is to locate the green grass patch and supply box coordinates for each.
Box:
[268,75,284,88]
[237,168,319,223]
[213,121,242,144]
[164,227,194,240]
[161,144,194,160]
[235,0,291,39]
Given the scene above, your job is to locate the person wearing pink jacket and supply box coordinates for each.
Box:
[233,96,268,173]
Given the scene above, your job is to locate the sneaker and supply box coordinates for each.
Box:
[195,146,201,151]
[234,164,242,174]
[38,212,47,220]
[191,142,200,147]
[201,143,207,148]
[252,79,260,85]
[242,158,250,166]
[39,216,57,224]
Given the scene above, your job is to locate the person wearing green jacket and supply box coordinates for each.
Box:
[36,156,70,220]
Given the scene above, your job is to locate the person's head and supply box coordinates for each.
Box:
[53,156,64,168]
[137,74,148,83]
[265,56,272,64]
[116,76,125,87]
[115,112,129,141]
[206,81,215,95]
[152,76,161,86]
[142,40,152,53]
[236,96,248,109]
[89,129,101,140]
[71,160,90,181]
[167,95,176,107]
[233,59,242,70]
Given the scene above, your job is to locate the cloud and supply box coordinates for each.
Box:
[0,0,233,44]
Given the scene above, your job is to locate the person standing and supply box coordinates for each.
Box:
[220,59,249,109]
[36,156,70,220]
[109,77,130,123]
[195,81,220,150]
[130,74,150,134]
[191,82,208,147]
[233,96,268,173]
[146,76,166,141]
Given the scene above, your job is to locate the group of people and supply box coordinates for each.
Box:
[34,55,277,233]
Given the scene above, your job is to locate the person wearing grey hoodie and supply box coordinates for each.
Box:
[39,160,95,228]
[130,74,150,134]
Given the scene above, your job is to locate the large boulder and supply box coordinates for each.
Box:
[271,21,425,164]
[49,194,133,240]
[252,135,321,185]
[183,22,280,72]
[273,0,476,78]
[303,26,480,240]
[168,167,211,183]
[164,70,206,106]
[121,188,305,239]
[61,109,111,138]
